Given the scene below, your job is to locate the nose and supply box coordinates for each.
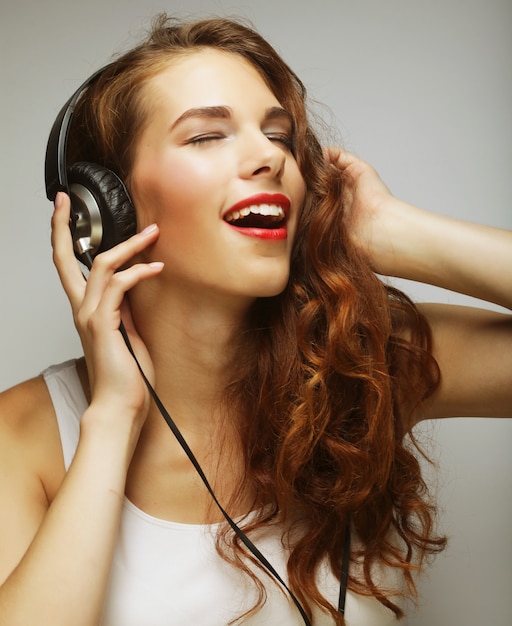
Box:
[238,130,286,181]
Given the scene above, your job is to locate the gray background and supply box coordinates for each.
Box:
[1,0,511,624]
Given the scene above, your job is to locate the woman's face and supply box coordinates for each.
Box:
[129,49,306,306]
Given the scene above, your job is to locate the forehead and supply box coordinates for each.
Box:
[145,48,280,113]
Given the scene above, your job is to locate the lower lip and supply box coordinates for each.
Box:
[227,224,288,240]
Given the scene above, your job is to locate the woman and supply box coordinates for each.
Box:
[0,14,510,626]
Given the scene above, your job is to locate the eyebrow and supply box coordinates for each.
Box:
[170,105,293,130]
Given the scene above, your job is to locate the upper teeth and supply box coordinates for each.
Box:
[225,204,285,223]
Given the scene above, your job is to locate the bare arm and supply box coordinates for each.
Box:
[328,149,512,420]
[0,386,136,625]
[329,148,512,309]
[416,302,512,420]
[0,193,163,625]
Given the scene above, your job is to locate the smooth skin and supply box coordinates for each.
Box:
[326,148,512,420]
[0,50,511,625]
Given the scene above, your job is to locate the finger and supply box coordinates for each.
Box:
[51,192,87,309]
[323,145,342,163]
[118,296,153,376]
[323,146,360,170]
[84,261,164,333]
[82,224,160,308]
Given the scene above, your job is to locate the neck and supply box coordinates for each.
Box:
[128,281,252,432]
[124,283,257,522]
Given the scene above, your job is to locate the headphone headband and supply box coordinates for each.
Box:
[44,67,106,201]
[43,64,136,266]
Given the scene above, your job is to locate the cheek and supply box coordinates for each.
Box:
[165,155,219,197]
[290,173,307,230]
[130,155,220,229]
[295,175,307,207]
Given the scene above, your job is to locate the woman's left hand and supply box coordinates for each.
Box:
[325,149,512,424]
[324,147,403,276]
[325,147,512,310]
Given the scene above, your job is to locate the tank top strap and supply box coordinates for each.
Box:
[42,359,88,470]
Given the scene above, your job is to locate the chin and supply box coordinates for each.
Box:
[243,260,291,298]
[249,278,289,299]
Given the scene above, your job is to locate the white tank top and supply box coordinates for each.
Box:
[43,360,398,626]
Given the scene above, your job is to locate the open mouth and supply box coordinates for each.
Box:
[223,204,286,229]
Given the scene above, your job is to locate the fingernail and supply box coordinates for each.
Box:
[149,262,164,270]
[140,224,158,237]
[54,191,64,209]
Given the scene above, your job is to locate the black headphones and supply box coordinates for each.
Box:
[44,67,137,268]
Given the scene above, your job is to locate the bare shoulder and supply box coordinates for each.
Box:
[0,373,66,583]
[0,373,65,501]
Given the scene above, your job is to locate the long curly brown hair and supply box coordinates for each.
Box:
[64,14,447,624]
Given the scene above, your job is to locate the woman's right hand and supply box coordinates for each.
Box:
[51,191,164,441]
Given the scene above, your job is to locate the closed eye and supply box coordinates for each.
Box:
[267,133,295,153]
[187,134,225,145]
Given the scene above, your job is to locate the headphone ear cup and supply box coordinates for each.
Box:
[67,161,137,259]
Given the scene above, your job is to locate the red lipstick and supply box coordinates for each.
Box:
[225,193,290,216]
[223,193,290,240]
